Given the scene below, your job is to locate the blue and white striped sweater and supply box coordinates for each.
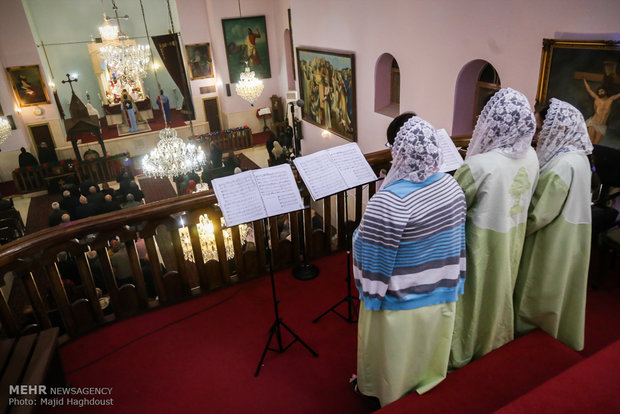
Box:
[353,173,466,311]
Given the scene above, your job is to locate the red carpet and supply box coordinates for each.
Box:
[137,176,177,203]
[378,330,583,413]
[25,192,58,234]
[495,340,620,413]
[70,109,187,144]
[44,252,620,413]
[252,131,270,146]
[53,252,379,414]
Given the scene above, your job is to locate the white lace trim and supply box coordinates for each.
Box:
[466,88,536,160]
[383,116,442,187]
[537,98,593,170]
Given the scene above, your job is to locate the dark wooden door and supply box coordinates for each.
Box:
[28,123,55,157]
[203,98,221,132]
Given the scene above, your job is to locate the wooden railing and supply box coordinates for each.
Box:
[193,128,253,155]
[0,149,392,339]
[12,156,131,194]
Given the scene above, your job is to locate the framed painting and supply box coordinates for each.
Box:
[296,47,357,141]
[6,65,50,107]
[536,39,620,148]
[186,43,214,80]
[222,15,271,82]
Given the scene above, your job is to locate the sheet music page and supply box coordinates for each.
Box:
[212,172,267,227]
[293,151,347,201]
[436,128,464,172]
[252,164,304,216]
[327,143,377,188]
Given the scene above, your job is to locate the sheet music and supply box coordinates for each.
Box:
[252,164,304,217]
[212,172,267,227]
[327,143,378,188]
[293,151,347,201]
[436,128,464,172]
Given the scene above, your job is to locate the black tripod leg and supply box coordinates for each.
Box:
[312,297,347,323]
[255,321,277,377]
[280,320,318,357]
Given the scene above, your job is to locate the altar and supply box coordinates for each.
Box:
[103,98,153,126]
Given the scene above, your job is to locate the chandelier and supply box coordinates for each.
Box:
[236,62,264,106]
[98,6,150,85]
[142,128,205,178]
[100,40,150,85]
[179,215,249,263]
[0,117,11,146]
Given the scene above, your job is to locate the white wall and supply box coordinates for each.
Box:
[290,0,620,155]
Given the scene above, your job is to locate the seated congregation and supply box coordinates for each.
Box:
[351,89,595,407]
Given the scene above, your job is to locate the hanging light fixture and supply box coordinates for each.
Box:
[0,117,11,146]
[98,1,150,84]
[236,62,264,106]
[142,127,205,178]
[233,0,264,106]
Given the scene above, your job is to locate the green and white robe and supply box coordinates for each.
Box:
[514,152,591,351]
[450,147,539,369]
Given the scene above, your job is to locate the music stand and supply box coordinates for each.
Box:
[209,164,319,377]
[291,143,378,324]
[313,191,359,323]
[255,217,318,376]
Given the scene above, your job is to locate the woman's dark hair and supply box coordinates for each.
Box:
[387,112,417,146]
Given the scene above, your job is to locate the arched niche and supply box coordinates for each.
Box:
[375,53,399,117]
[452,60,501,136]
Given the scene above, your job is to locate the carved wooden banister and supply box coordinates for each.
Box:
[0,148,393,339]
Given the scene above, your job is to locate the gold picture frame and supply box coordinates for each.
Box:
[536,39,620,146]
[185,43,214,80]
[6,65,50,107]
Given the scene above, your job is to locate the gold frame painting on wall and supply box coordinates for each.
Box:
[6,65,50,107]
[536,39,620,147]
[185,43,214,80]
[296,47,357,141]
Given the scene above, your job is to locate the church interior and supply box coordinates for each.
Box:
[0,0,619,412]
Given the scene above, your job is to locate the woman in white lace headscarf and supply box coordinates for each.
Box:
[514,98,592,351]
[450,88,539,369]
[351,116,466,406]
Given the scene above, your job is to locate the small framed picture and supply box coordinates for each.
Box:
[6,65,50,107]
[186,43,214,80]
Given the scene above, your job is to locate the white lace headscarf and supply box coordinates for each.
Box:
[382,116,442,187]
[536,98,592,170]
[466,88,536,160]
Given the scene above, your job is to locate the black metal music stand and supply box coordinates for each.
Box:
[313,191,359,324]
[255,218,318,377]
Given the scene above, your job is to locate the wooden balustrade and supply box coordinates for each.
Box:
[193,128,253,155]
[0,149,392,339]
[12,156,132,194]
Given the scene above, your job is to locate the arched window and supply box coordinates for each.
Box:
[452,60,501,136]
[375,53,400,117]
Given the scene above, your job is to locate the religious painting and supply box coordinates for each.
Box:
[6,65,50,107]
[536,39,620,148]
[186,43,214,80]
[296,47,357,141]
[222,15,271,82]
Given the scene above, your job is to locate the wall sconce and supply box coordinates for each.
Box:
[321,129,330,138]
[153,62,160,71]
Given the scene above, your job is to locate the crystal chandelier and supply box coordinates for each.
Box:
[100,40,150,85]
[98,6,150,85]
[0,117,11,146]
[179,215,249,263]
[236,62,264,105]
[142,128,205,178]
[98,18,119,42]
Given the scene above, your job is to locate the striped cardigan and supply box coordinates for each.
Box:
[353,173,466,311]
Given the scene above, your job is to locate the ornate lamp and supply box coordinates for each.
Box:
[236,62,264,106]
[142,128,205,178]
